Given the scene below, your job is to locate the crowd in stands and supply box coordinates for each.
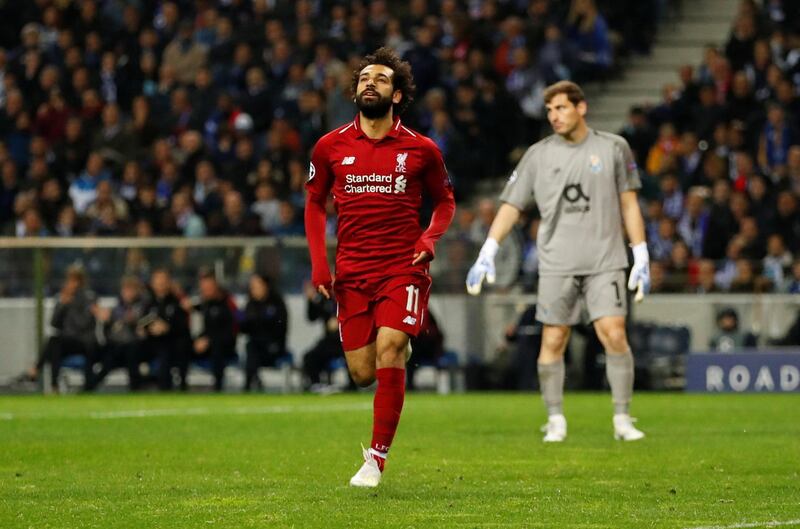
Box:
[1,0,799,296]
[610,0,800,294]
[0,0,660,237]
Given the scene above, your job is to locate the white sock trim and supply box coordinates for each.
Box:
[368,448,387,459]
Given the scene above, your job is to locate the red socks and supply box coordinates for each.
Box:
[370,367,406,472]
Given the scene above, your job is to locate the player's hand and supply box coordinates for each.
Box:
[412,251,430,265]
[627,242,650,303]
[466,254,496,295]
[311,269,333,300]
[466,238,499,295]
[317,284,331,300]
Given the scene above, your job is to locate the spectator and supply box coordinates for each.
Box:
[729,258,759,293]
[241,67,273,132]
[663,240,692,293]
[694,259,720,293]
[758,103,795,177]
[709,307,757,352]
[272,201,304,236]
[34,266,100,391]
[39,177,66,231]
[85,180,130,228]
[675,131,705,189]
[650,217,679,262]
[251,181,281,233]
[161,20,208,86]
[677,190,710,257]
[241,274,288,391]
[566,0,612,82]
[69,151,110,215]
[141,268,191,390]
[726,13,758,72]
[659,173,684,220]
[185,271,238,392]
[301,281,345,392]
[505,47,546,143]
[210,189,262,236]
[646,123,679,177]
[763,233,792,290]
[88,276,148,391]
[170,191,206,237]
[774,190,800,252]
[737,216,766,259]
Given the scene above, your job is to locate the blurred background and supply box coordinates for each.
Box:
[0,0,798,394]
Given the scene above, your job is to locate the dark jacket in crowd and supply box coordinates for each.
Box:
[196,292,237,349]
[51,288,98,346]
[106,294,149,345]
[241,295,288,356]
[143,291,190,342]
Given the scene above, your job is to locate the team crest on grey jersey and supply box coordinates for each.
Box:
[589,154,603,174]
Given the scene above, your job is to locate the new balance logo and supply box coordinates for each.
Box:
[402,315,417,325]
[341,156,356,165]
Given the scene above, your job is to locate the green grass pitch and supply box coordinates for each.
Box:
[1,392,798,529]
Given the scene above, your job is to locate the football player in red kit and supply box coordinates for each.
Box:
[304,47,455,487]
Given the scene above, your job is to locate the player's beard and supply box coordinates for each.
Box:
[356,90,394,120]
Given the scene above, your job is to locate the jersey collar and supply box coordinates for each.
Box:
[352,114,403,140]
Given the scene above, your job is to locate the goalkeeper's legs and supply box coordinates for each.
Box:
[538,325,570,442]
[594,316,644,441]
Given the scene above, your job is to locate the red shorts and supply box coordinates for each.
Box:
[334,274,432,351]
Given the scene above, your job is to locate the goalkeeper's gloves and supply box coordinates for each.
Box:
[627,242,650,302]
[466,238,499,295]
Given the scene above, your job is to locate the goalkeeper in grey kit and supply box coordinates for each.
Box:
[466,81,650,442]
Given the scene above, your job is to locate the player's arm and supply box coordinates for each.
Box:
[304,141,335,299]
[620,191,645,246]
[487,203,522,244]
[466,145,536,295]
[619,170,650,301]
[414,143,456,265]
[465,202,521,295]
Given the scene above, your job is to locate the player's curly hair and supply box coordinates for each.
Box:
[351,47,416,116]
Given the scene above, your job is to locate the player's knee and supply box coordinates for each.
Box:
[541,330,569,355]
[377,342,405,365]
[348,365,375,387]
[602,325,629,352]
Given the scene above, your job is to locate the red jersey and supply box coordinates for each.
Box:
[305,115,455,285]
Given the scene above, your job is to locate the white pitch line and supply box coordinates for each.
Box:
[685,520,800,529]
[0,402,373,421]
[85,402,373,420]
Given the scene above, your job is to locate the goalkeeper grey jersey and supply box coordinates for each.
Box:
[499,129,641,276]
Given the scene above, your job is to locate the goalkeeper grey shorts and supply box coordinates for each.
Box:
[535,270,628,326]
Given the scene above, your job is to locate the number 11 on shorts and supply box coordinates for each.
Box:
[405,285,420,314]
